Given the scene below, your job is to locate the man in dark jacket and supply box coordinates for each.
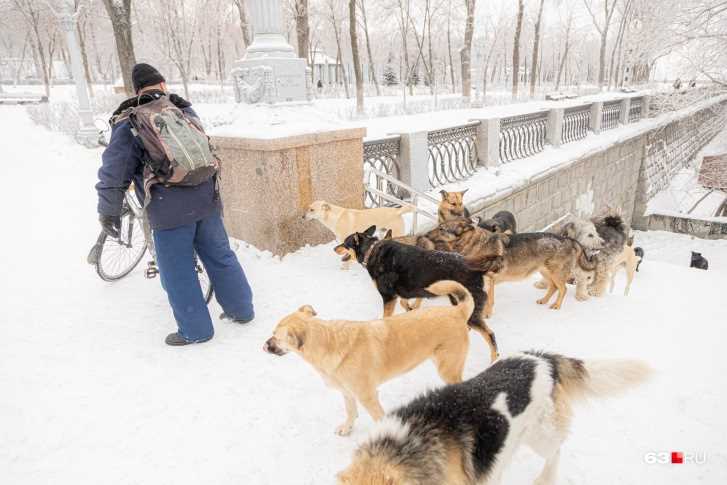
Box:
[96,63,254,346]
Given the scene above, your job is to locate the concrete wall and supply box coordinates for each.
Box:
[213,127,366,255]
[470,99,727,233]
[645,214,727,239]
[470,137,645,231]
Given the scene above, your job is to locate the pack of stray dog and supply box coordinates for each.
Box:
[273,193,656,484]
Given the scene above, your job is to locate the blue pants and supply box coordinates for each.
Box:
[153,212,254,341]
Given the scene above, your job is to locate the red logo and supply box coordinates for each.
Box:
[671,452,684,464]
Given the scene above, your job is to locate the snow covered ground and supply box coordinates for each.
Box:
[2,105,727,484]
[646,120,727,220]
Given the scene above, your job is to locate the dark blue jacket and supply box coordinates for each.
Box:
[96,99,220,231]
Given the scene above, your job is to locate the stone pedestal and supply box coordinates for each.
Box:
[212,127,367,255]
[231,0,308,104]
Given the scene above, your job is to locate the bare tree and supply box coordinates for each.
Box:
[460,0,476,101]
[13,0,56,98]
[358,0,380,96]
[446,0,456,92]
[293,0,309,60]
[150,0,199,99]
[582,0,619,89]
[233,0,251,48]
[102,0,136,95]
[529,0,546,97]
[349,0,364,114]
[512,0,524,99]
[555,10,573,91]
[325,0,349,98]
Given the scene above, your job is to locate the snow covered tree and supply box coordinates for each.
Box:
[383,63,398,86]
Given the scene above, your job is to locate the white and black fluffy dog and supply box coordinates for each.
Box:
[337,351,651,485]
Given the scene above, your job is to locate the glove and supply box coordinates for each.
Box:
[100,214,121,238]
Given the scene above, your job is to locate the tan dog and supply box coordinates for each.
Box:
[438,190,470,222]
[305,200,412,269]
[263,281,473,437]
[609,243,641,295]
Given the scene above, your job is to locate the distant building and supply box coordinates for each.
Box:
[311,51,342,86]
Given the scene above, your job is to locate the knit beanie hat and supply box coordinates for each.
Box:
[132,63,166,93]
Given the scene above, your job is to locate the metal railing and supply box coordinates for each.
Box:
[644,101,727,199]
[602,100,621,130]
[499,111,548,162]
[365,168,438,234]
[363,136,403,208]
[629,97,643,123]
[561,105,591,144]
[427,123,479,187]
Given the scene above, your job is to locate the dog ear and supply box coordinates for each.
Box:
[321,203,331,211]
[384,229,393,240]
[495,233,510,252]
[363,225,377,237]
[287,325,306,350]
[298,305,317,317]
[439,189,448,199]
[561,222,576,238]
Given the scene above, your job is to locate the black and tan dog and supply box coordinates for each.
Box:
[334,225,499,362]
[466,231,597,315]
[438,190,470,222]
[263,281,475,437]
[337,351,651,485]
[477,210,517,234]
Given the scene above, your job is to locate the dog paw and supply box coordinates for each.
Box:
[536,298,548,305]
[533,281,547,289]
[549,303,561,310]
[335,424,353,436]
[576,293,589,302]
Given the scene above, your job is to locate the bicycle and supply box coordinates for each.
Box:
[87,121,214,304]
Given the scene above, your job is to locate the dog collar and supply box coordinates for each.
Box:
[362,242,378,267]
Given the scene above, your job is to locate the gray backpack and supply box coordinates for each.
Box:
[125,96,218,198]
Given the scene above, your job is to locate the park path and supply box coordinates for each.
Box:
[1,106,726,484]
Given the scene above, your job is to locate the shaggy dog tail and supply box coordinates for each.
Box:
[557,356,652,401]
[425,280,475,322]
[602,214,626,233]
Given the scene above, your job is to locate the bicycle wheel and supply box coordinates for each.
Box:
[95,209,148,282]
[194,256,214,304]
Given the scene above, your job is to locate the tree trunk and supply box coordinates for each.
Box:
[77,20,95,98]
[360,0,381,96]
[460,0,475,101]
[234,0,251,48]
[598,33,608,88]
[512,0,524,99]
[349,0,364,114]
[295,0,310,61]
[447,1,455,93]
[529,0,545,98]
[102,0,136,95]
[555,14,572,91]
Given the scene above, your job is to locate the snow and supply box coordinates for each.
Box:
[646,120,727,220]
[3,104,727,485]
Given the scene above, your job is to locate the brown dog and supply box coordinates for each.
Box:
[467,232,597,315]
[438,189,470,223]
[263,280,474,437]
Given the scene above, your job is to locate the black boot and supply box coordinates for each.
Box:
[220,313,254,324]
[165,332,212,346]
